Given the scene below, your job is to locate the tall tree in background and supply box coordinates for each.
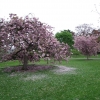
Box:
[0,14,70,70]
[75,24,93,36]
[55,30,74,48]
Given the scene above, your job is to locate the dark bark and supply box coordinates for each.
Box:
[12,48,24,59]
[47,59,49,64]
[22,54,28,70]
[87,55,89,60]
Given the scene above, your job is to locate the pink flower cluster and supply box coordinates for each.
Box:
[74,36,98,58]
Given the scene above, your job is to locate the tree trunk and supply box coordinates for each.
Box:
[47,58,49,64]
[87,55,89,60]
[22,54,28,70]
[59,60,61,64]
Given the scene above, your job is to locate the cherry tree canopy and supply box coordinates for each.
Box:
[0,14,70,70]
[74,36,98,59]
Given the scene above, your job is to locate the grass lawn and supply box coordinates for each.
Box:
[71,54,100,59]
[0,58,100,100]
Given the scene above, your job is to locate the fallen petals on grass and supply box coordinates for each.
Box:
[24,74,46,81]
[52,65,76,74]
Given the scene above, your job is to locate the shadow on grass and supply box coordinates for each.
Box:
[71,57,100,60]
[2,64,55,73]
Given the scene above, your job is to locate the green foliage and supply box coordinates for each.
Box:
[71,49,81,55]
[55,30,74,48]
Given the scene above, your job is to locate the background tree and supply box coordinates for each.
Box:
[0,14,70,70]
[55,30,74,48]
[74,36,98,59]
[75,24,93,36]
[91,29,100,53]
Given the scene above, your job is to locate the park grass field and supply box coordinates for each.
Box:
[0,56,100,100]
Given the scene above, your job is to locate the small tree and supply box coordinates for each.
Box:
[0,14,70,70]
[74,36,98,59]
[55,30,74,48]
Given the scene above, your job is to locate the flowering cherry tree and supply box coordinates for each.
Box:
[0,18,8,60]
[41,36,70,64]
[0,14,70,70]
[74,36,98,59]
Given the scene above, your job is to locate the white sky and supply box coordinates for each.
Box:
[0,0,100,34]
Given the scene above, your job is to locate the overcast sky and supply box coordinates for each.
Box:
[0,0,100,34]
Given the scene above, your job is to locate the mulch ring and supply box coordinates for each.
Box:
[3,64,54,73]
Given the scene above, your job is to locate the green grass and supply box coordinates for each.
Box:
[71,54,100,58]
[0,58,100,100]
